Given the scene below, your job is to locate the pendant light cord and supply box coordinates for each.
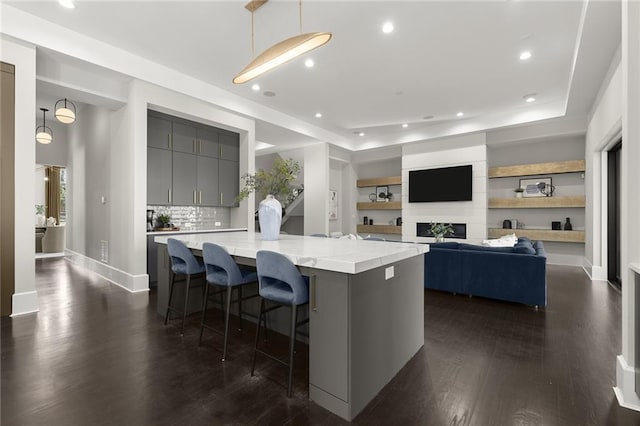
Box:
[299,0,302,33]
[251,9,255,57]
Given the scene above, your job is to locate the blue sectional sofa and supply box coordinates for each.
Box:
[424,238,547,307]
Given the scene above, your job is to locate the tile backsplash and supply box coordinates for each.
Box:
[147,205,231,230]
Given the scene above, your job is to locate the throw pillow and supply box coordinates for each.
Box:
[513,241,536,255]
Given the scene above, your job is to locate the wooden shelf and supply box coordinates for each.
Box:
[357,201,402,210]
[488,160,585,178]
[488,195,585,209]
[357,224,402,235]
[488,228,585,243]
[357,176,401,187]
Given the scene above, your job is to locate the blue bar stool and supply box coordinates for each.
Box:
[164,238,206,335]
[251,250,309,397]
[200,242,259,361]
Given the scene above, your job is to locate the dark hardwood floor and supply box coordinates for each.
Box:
[2,259,640,425]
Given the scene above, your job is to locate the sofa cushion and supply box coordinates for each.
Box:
[459,243,515,253]
[518,236,532,244]
[533,240,547,258]
[513,240,536,255]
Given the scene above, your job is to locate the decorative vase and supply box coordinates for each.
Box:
[564,217,572,231]
[515,192,523,198]
[435,236,445,243]
[35,214,45,227]
[258,195,282,241]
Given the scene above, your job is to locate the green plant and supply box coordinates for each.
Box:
[157,213,171,227]
[35,204,45,215]
[430,222,454,239]
[236,157,301,205]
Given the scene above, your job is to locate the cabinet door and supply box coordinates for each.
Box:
[172,152,197,205]
[197,127,219,158]
[147,147,172,205]
[172,122,197,154]
[197,156,220,206]
[219,159,239,207]
[148,116,172,150]
[219,132,239,161]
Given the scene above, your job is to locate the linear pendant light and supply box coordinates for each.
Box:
[233,0,332,84]
[36,108,53,144]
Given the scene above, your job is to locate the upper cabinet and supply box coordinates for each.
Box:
[147,116,172,150]
[147,111,239,207]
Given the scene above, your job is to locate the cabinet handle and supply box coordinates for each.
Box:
[198,140,201,153]
[168,133,172,150]
[168,188,172,204]
[193,191,196,204]
[198,191,202,204]
[220,193,223,205]
[311,275,317,312]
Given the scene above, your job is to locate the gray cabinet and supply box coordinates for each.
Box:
[197,127,219,158]
[219,133,239,161]
[219,159,239,207]
[197,156,220,206]
[147,110,240,207]
[148,116,172,150]
[172,122,197,154]
[147,147,172,205]
[172,152,197,206]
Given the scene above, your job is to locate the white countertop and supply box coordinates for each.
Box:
[154,231,428,274]
[147,227,246,236]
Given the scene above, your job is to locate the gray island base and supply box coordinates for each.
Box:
[155,232,427,421]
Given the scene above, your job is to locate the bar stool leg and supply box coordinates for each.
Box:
[251,298,265,376]
[181,275,191,336]
[199,282,211,346]
[287,304,298,397]
[238,286,243,331]
[164,272,176,325]
[222,286,233,361]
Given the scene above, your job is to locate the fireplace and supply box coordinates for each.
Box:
[416,222,467,239]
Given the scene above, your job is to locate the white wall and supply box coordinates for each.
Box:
[402,134,487,244]
[304,143,329,236]
[35,119,68,167]
[1,36,38,315]
[614,1,640,411]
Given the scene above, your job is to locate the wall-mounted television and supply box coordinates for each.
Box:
[408,165,472,202]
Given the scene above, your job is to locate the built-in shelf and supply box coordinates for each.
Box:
[357,224,402,235]
[356,176,401,187]
[488,195,585,209]
[488,228,585,243]
[488,160,585,178]
[357,201,402,210]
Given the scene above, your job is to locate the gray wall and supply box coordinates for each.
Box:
[66,104,111,262]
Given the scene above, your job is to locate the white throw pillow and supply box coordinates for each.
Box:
[482,233,518,247]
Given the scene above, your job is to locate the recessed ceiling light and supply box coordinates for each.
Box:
[251,84,260,91]
[263,91,276,97]
[382,22,394,34]
[358,132,365,137]
[423,115,434,120]
[305,58,315,68]
[315,113,322,118]
[519,51,532,60]
[524,94,536,103]
[402,123,408,128]
[456,112,464,117]
[58,0,75,9]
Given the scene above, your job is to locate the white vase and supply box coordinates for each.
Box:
[36,214,45,227]
[435,236,445,243]
[258,195,282,241]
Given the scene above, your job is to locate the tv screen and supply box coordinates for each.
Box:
[409,165,472,202]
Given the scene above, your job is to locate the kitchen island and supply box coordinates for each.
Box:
[154,232,427,421]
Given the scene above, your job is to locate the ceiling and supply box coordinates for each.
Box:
[6,1,621,152]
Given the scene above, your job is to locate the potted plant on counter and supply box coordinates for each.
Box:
[430,222,454,243]
[156,213,172,229]
[235,157,301,241]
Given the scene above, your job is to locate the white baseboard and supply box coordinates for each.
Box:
[582,257,608,281]
[11,291,39,316]
[614,355,640,412]
[64,249,149,293]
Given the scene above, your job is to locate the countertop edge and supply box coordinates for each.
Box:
[147,228,247,236]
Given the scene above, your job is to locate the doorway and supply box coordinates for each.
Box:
[607,140,622,288]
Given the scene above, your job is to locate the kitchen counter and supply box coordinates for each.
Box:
[154,231,427,420]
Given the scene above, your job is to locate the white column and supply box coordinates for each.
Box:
[304,143,329,236]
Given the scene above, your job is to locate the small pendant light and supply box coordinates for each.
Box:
[54,98,76,124]
[35,108,53,144]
